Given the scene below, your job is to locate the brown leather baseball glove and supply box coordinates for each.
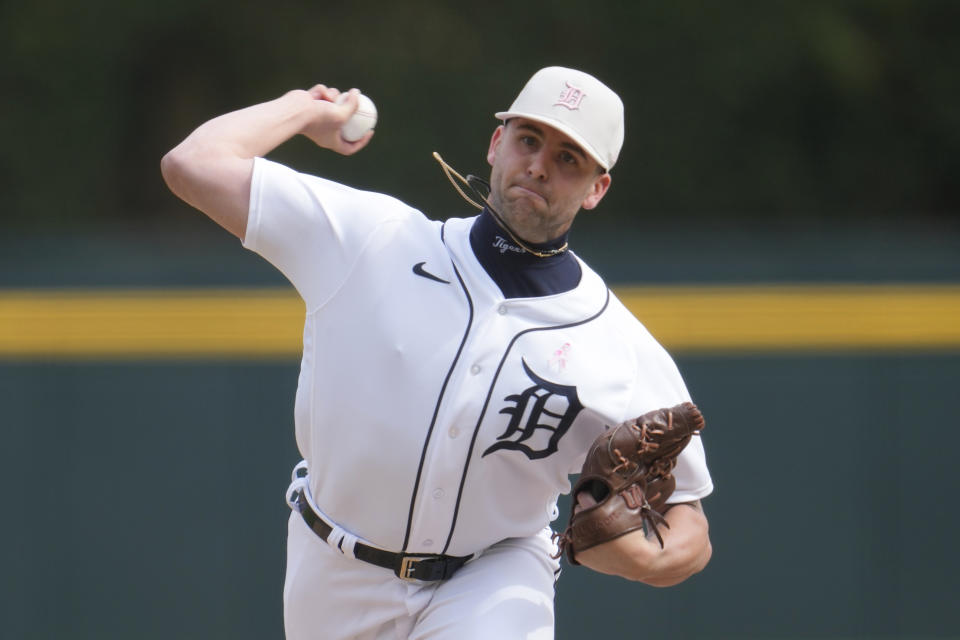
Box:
[555,402,705,564]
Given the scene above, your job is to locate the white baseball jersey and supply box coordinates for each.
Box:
[244,157,713,559]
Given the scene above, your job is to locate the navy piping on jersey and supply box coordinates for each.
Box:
[400,223,475,553]
[398,217,609,556]
[440,288,612,554]
[469,208,582,299]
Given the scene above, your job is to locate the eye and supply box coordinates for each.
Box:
[559,150,578,166]
[519,135,537,147]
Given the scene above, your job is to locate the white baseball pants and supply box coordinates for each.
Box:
[283,512,561,640]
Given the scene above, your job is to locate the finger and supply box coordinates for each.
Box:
[306,84,328,100]
[572,491,596,516]
[336,128,374,155]
[307,84,347,103]
[576,491,598,509]
[334,88,360,114]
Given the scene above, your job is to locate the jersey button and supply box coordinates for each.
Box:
[498,305,508,315]
[433,488,445,499]
[423,539,434,547]
[448,427,460,438]
[470,364,481,375]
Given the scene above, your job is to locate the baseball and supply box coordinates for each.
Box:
[336,92,377,142]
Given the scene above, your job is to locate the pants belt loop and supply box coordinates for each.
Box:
[327,524,359,558]
[290,482,470,582]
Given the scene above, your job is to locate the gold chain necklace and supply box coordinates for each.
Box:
[432,152,569,259]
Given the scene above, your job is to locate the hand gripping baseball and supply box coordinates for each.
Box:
[555,402,705,564]
[299,86,375,155]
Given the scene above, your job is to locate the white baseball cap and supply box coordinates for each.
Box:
[495,66,625,171]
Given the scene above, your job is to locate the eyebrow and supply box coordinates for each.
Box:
[515,122,589,162]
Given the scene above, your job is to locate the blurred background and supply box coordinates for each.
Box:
[2,1,959,638]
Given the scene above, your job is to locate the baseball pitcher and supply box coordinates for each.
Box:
[162,66,713,640]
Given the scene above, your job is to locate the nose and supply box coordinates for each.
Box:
[526,150,548,181]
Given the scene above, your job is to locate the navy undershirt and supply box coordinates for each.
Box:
[468,208,582,299]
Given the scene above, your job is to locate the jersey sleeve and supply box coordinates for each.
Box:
[622,313,714,504]
[242,157,414,310]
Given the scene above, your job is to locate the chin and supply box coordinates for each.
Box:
[504,195,547,218]
[499,207,541,233]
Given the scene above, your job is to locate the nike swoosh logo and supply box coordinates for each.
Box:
[412,261,451,284]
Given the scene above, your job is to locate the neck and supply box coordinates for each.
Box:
[483,206,569,258]
[468,209,581,298]
[478,208,569,258]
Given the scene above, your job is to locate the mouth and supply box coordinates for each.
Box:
[509,183,547,205]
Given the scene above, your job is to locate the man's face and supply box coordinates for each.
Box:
[486,118,611,244]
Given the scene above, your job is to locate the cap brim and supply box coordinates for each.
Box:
[494,110,610,171]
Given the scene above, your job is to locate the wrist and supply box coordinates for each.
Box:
[280,89,321,130]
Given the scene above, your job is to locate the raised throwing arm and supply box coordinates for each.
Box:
[160,86,373,240]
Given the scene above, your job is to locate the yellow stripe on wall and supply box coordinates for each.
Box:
[1,285,958,359]
[617,285,960,351]
[0,289,305,359]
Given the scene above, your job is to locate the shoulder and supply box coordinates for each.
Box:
[252,157,425,224]
[596,285,684,376]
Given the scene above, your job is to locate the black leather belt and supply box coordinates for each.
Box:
[294,490,471,581]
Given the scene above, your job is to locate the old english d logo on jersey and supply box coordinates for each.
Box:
[482,358,583,460]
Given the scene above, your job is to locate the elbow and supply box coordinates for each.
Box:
[621,538,713,587]
[684,535,712,577]
[160,147,189,198]
[697,536,713,573]
[640,536,713,588]
[161,143,209,206]
[159,149,176,181]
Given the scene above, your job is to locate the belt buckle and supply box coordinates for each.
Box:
[396,553,445,582]
[397,555,426,581]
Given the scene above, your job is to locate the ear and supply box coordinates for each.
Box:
[581,173,612,210]
[486,125,505,167]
